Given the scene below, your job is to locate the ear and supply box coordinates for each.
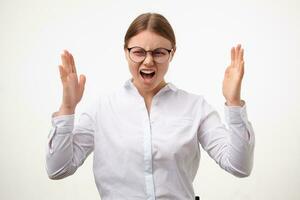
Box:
[169,48,176,62]
[124,48,129,62]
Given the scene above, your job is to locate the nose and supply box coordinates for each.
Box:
[143,52,154,66]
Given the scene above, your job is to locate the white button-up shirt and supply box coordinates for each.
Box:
[46,79,255,200]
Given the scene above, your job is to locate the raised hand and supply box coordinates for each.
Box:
[57,50,86,115]
[222,44,244,106]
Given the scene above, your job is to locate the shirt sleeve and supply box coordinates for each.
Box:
[197,98,255,177]
[45,105,96,180]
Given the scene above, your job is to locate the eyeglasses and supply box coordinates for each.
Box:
[127,46,173,64]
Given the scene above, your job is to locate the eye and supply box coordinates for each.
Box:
[131,48,145,56]
[153,49,167,56]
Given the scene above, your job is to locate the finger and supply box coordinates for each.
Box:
[231,47,235,65]
[61,51,70,74]
[65,50,74,73]
[240,48,244,61]
[64,50,73,73]
[235,44,241,63]
[59,65,68,83]
[69,52,77,74]
[233,44,242,68]
[78,74,86,96]
[239,61,245,79]
[236,44,241,52]
[238,48,244,68]
[238,44,243,62]
[224,65,230,76]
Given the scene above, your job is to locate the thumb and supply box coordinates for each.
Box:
[78,74,86,95]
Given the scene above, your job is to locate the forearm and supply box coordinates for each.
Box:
[198,98,255,178]
[220,103,255,177]
[46,114,77,179]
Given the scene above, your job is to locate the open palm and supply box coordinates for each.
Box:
[58,50,86,113]
[222,44,244,106]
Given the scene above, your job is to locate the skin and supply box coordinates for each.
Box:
[223,44,244,106]
[53,50,86,116]
[54,31,244,116]
[124,30,175,112]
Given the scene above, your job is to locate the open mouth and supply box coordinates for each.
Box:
[140,70,156,80]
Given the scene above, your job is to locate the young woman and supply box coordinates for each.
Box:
[46,12,255,200]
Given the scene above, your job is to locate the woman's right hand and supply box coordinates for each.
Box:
[56,50,86,116]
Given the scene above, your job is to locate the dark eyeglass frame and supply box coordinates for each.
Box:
[127,46,173,63]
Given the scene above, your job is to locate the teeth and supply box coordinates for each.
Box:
[140,69,155,74]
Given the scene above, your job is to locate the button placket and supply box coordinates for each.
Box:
[139,94,156,199]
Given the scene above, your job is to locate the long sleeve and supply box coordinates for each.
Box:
[197,98,255,177]
[45,109,95,180]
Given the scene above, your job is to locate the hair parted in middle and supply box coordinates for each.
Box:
[124,12,176,51]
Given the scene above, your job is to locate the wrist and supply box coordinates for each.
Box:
[225,100,242,106]
[58,105,75,115]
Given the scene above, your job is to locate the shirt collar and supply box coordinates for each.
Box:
[124,78,177,93]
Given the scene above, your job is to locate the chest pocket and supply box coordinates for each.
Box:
[152,117,196,161]
[164,117,193,133]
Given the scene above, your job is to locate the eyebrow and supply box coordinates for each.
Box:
[128,46,172,51]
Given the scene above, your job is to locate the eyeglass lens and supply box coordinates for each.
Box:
[129,47,170,63]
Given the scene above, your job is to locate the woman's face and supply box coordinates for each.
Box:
[125,30,174,95]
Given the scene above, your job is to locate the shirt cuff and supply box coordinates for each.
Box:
[224,100,255,144]
[51,113,75,133]
[224,100,248,124]
[47,114,75,154]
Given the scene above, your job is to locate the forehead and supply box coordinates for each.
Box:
[127,30,172,50]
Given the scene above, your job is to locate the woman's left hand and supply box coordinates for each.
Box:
[222,44,244,106]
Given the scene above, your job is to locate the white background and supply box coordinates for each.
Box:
[1,0,299,199]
